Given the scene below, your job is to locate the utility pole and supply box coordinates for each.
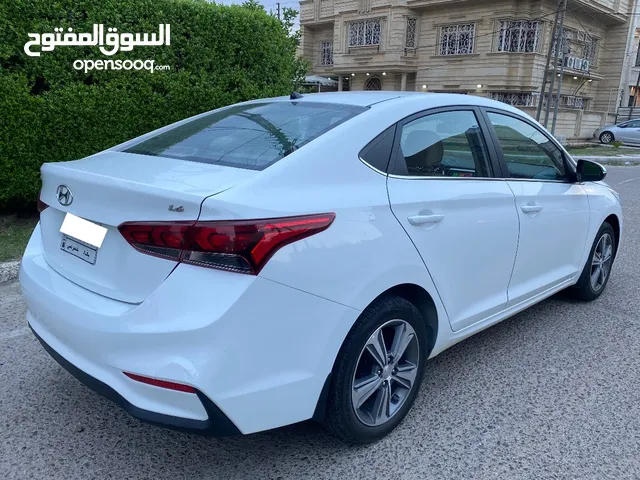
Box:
[551,41,569,135]
[629,70,640,120]
[544,0,567,128]
[536,0,562,121]
[277,2,281,20]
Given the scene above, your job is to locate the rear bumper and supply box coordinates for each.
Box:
[30,325,240,436]
[20,223,359,434]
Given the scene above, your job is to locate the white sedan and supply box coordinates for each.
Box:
[20,92,622,444]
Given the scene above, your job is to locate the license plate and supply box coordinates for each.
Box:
[60,234,98,265]
[60,213,108,248]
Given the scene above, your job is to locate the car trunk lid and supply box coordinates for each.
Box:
[38,151,255,303]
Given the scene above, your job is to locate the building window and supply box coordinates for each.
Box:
[489,92,537,107]
[561,95,586,109]
[405,18,418,49]
[636,40,640,66]
[551,27,574,56]
[541,94,587,110]
[348,19,381,47]
[439,23,476,55]
[552,28,598,66]
[320,41,333,66]
[497,20,541,53]
[582,38,598,64]
[365,77,382,90]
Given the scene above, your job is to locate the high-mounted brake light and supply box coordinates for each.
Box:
[118,213,335,275]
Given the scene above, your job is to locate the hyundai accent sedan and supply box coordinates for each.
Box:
[20,91,622,444]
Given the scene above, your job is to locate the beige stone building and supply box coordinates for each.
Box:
[620,18,640,116]
[299,0,640,139]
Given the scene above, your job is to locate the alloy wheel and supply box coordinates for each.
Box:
[590,232,613,292]
[600,132,613,144]
[351,319,420,427]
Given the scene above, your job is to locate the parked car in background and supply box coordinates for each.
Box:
[21,92,622,444]
[595,119,640,145]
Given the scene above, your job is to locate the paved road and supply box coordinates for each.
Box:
[1,167,640,480]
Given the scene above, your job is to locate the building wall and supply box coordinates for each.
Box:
[415,3,606,101]
[299,0,636,137]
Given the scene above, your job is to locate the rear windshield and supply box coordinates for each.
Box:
[124,101,367,170]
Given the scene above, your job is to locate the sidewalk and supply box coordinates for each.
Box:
[0,260,20,285]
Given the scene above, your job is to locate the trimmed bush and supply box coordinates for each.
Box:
[0,0,306,211]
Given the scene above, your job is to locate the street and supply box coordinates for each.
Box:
[1,166,639,480]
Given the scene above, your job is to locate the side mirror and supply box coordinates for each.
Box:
[576,159,607,182]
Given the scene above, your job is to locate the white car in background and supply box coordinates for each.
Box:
[20,92,622,444]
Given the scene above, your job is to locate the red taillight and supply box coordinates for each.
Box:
[118,221,194,261]
[37,197,48,213]
[118,213,335,274]
[123,372,197,394]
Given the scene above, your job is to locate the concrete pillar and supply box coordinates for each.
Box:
[401,73,407,91]
[338,76,343,92]
[574,109,583,138]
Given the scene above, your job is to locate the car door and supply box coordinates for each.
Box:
[617,119,640,144]
[482,109,591,306]
[386,107,520,332]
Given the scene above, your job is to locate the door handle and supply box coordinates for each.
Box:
[407,214,444,226]
[521,204,543,214]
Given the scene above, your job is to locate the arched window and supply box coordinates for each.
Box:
[365,77,382,90]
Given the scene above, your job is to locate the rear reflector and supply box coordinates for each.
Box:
[118,213,335,275]
[123,372,197,394]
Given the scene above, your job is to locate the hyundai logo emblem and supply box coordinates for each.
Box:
[56,185,73,206]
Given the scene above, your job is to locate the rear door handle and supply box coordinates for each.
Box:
[407,214,444,226]
[521,204,543,214]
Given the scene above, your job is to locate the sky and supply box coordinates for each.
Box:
[213,0,301,30]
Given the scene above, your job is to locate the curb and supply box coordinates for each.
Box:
[0,260,20,285]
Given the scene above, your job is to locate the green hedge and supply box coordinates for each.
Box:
[0,0,306,211]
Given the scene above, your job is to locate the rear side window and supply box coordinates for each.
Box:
[359,126,396,172]
[124,102,367,170]
[392,110,493,177]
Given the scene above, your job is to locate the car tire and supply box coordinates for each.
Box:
[599,132,614,144]
[323,295,428,444]
[570,222,616,301]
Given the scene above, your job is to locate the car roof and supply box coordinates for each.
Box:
[259,91,525,115]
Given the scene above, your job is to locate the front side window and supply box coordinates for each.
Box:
[349,19,381,47]
[620,119,640,128]
[487,112,567,181]
[125,102,367,171]
[440,23,476,55]
[320,41,333,65]
[395,110,492,177]
[497,20,541,53]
